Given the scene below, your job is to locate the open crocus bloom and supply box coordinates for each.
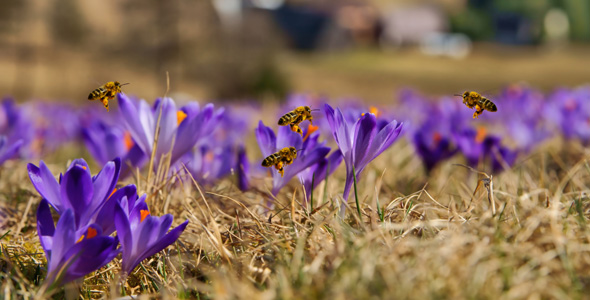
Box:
[27,158,120,227]
[118,94,224,170]
[37,202,120,286]
[324,104,403,215]
[114,200,188,276]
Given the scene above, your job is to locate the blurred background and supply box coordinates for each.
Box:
[1,0,590,103]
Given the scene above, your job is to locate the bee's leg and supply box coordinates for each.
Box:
[101,97,110,112]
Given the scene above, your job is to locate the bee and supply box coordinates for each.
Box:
[278,106,318,135]
[261,146,299,177]
[455,91,497,119]
[88,81,129,111]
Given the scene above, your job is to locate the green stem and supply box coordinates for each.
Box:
[352,165,361,219]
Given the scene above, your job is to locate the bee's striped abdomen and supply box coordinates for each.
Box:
[88,87,106,100]
[262,153,280,167]
[278,112,297,126]
[481,98,497,112]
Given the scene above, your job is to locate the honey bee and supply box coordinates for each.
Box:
[456,91,497,119]
[88,81,129,111]
[261,147,299,177]
[278,106,318,135]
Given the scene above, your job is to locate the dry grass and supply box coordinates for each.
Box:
[2,135,590,299]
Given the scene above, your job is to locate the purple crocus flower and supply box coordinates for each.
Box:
[27,158,120,227]
[0,136,23,165]
[324,104,403,214]
[114,200,188,276]
[37,200,120,286]
[454,127,518,173]
[82,120,147,177]
[236,145,250,191]
[544,87,590,143]
[183,145,236,185]
[118,94,224,170]
[256,121,330,196]
[411,117,458,174]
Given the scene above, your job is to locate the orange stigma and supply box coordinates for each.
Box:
[140,209,150,222]
[369,106,380,117]
[177,110,187,125]
[76,227,98,243]
[86,227,97,239]
[432,132,442,145]
[475,127,487,143]
[303,124,319,141]
[108,188,117,199]
[123,131,134,151]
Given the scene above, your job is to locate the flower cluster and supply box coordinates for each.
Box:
[28,158,188,287]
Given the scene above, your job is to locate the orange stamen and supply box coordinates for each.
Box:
[140,209,150,222]
[475,127,487,143]
[303,124,319,141]
[123,131,134,151]
[177,110,187,125]
[76,234,85,243]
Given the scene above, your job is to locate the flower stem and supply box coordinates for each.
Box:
[352,165,361,219]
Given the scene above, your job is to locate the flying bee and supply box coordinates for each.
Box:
[278,106,319,136]
[88,81,129,112]
[455,91,497,119]
[261,146,300,177]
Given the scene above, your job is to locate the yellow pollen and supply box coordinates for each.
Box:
[475,127,487,143]
[177,110,187,125]
[123,131,134,151]
[303,124,319,141]
[140,209,150,222]
[81,166,87,170]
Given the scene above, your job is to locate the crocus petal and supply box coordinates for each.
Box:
[60,166,93,227]
[125,219,189,275]
[59,236,120,284]
[88,159,121,216]
[37,199,55,257]
[47,210,76,276]
[114,202,134,267]
[118,94,153,154]
[95,185,138,235]
[324,104,352,155]
[0,138,22,164]
[255,121,277,158]
[28,161,65,212]
[352,113,377,169]
[360,120,403,168]
[154,98,177,158]
[276,126,302,150]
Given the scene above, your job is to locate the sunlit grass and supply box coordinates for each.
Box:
[2,135,590,298]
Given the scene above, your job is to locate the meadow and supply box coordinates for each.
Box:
[2,54,590,299]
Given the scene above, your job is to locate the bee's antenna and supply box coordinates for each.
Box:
[453,94,462,97]
[120,83,130,86]
[310,109,321,112]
